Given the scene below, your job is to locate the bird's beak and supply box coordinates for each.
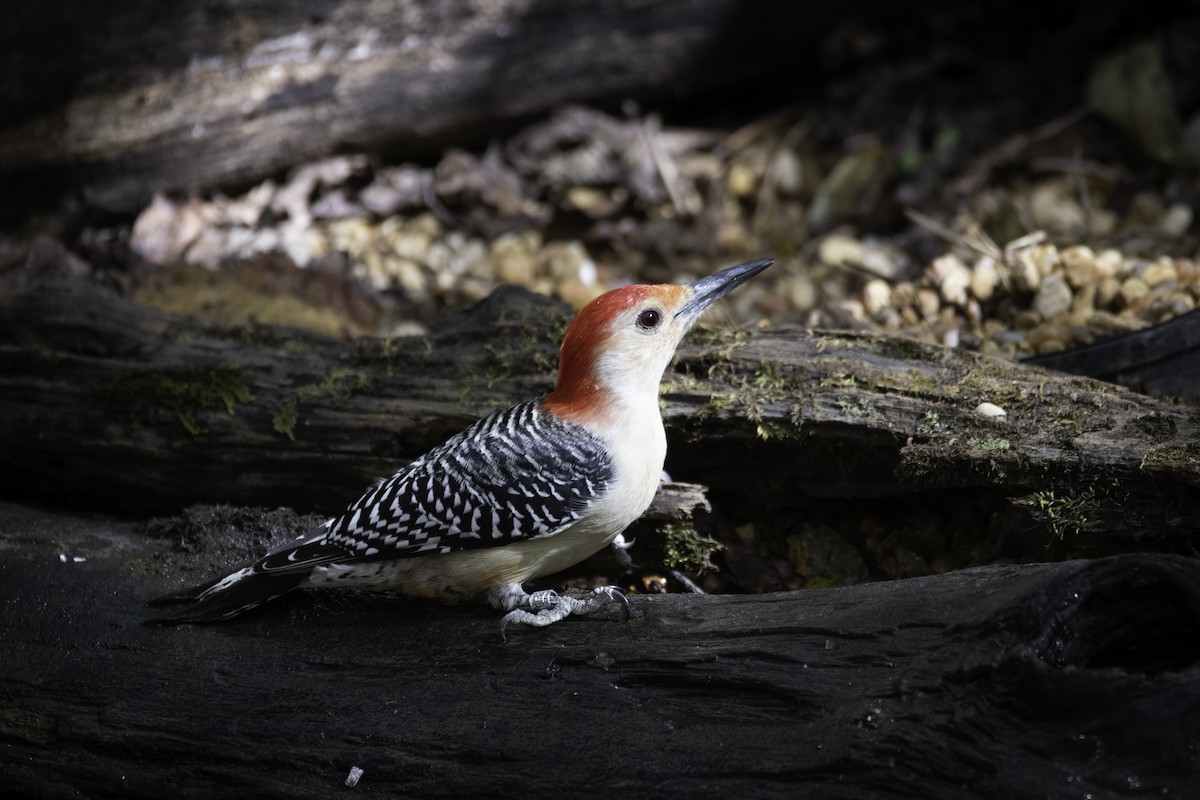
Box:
[675,257,774,319]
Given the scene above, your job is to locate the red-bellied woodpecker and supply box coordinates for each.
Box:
[151,257,772,631]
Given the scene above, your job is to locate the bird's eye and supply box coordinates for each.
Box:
[636,308,662,331]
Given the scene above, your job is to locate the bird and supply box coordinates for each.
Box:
[150,257,773,631]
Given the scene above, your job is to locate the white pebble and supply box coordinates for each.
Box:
[818,234,866,267]
[974,402,1007,419]
[1012,250,1042,292]
[971,256,999,301]
[1032,274,1072,320]
[345,766,364,788]
[863,279,892,316]
[1140,260,1177,288]
[1060,245,1098,288]
[859,241,905,280]
[1093,248,1124,279]
[931,254,971,307]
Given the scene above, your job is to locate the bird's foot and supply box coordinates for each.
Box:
[489,584,629,638]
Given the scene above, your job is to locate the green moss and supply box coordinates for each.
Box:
[836,394,871,417]
[544,315,573,348]
[819,374,862,390]
[683,353,809,442]
[369,334,432,377]
[273,369,372,439]
[1141,442,1200,470]
[690,390,736,428]
[875,371,940,394]
[755,420,802,441]
[966,437,1011,452]
[1145,445,1185,465]
[273,397,299,440]
[813,335,857,353]
[296,369,371,402]
[1050,409,1080,427]
[1026,488,1096,540]
[753,363,788,391]
[660,525,723,573]
[722,361,808,439]
[688,328,751,368]
[1127,411,1177,442]
[224,322,315,355]
[475,315,566,388]
[660,372,706,395]
[119,365,254,437]
[874,336,931,362]
[688,325,748,349]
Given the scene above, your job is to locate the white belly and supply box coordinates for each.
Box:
[304,414,667,602]
[303,518,612,601]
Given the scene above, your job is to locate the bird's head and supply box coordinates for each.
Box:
[543,258,773,422]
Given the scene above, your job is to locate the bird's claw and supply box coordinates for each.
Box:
[500,586,629,639]
[586,585,630,622]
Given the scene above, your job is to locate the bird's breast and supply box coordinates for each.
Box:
[590,408,667,529]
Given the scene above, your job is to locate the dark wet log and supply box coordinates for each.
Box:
[1025,307,1200,403]
[3,280,1200,545]
[1,501,1197,799]
[0,0,818,217]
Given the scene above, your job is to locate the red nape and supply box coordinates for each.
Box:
[540,284,654,422]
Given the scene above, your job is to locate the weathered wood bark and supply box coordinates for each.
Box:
[2,280,1199,543]
[0,0,820,216]
[1026,307,1200,403]
[1,501,1197,799]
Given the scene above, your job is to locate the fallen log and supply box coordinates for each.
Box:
[1,280,1199,552]
[1,501,1197,798]
[0,0,818,216]
[1025,307,1200,403]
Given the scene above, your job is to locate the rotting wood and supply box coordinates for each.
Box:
[0,0,817,217]
[2,279,1200,550]
[1,501,1197,799]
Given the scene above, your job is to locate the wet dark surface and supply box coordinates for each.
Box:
[3,501,1199,798]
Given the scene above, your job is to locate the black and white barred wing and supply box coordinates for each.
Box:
[257,401,614,572]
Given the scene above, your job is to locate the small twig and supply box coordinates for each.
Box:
[904,208,1004,261]
[642,116,687,216]
[904,208,961,243]
[905,208,1016,293]
[960,221,1003,262]
[1002,231,1048,269]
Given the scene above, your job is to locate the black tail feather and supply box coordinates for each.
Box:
[146,574,229,606]
[146,568,309,625]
